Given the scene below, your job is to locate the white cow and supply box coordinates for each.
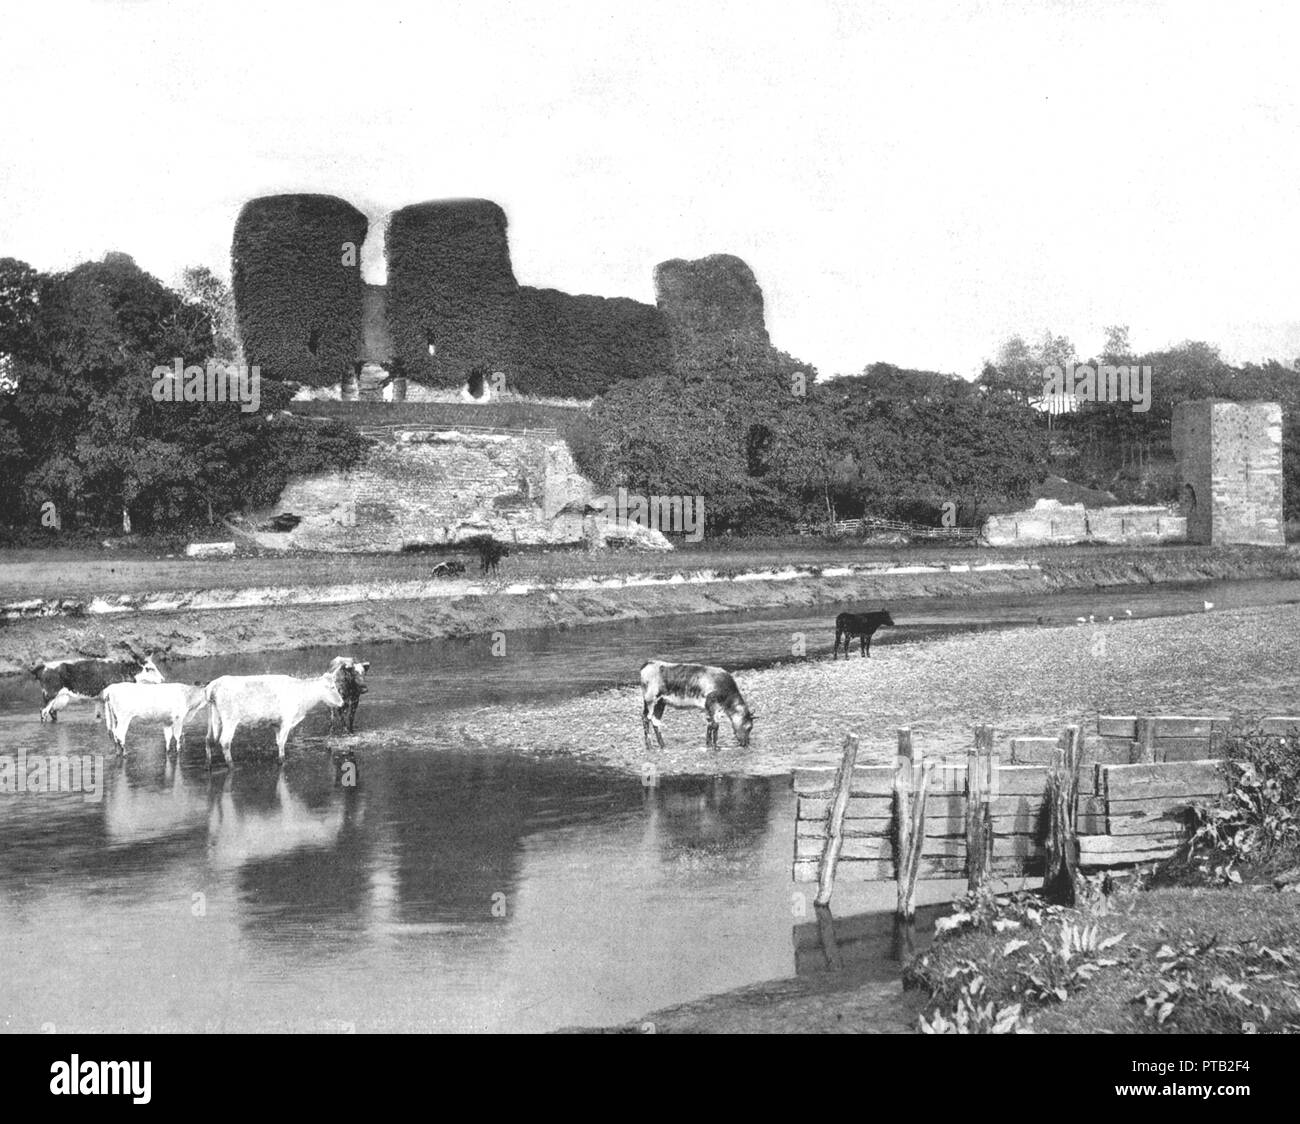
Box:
[203,674,345,766]
[100,681,208,756]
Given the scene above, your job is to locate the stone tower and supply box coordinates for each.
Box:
[1171,400,1285,545]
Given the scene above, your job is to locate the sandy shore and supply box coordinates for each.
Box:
[458,602,1300,775]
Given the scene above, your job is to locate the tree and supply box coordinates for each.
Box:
[0,252,366,534]
[181,265,242,363]
[1101,324,1131,361]
[979,331,1077,409]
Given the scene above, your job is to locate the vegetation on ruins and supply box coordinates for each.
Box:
[232,194,368,387]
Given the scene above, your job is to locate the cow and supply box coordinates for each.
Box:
[326,656,370,734]
[100,681,208,756]
[833,609,895,659]
[32,655,163,722]
[640,660,754,751]
[458,534,509,575]
[203,673,345,766]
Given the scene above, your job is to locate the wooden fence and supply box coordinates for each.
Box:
[354,422,560,441]
[793,715,1300,907]
[798,516,981,540]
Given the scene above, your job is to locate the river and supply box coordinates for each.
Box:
[1,577,1296,1032]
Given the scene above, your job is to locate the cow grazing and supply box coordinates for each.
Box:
[640,660,754,751]
[32,655,163,722]
[327,656,370,734]
[101,681,208,756]
[833,609,895,659]
[203,674,345,766]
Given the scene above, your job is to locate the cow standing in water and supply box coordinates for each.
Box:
[203,674,345,766]
[640,660,754,751]
[327,656,370,734]
[833,610,895,658]
[32,655,163,722]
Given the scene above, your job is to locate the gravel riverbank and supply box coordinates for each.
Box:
[460,602,1300,775]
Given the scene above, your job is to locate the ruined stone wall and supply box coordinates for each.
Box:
[231,194,368,386]
[1172,400,1285,546]
[653,253,770,362]
[383,199,674,397]
[238,431,598,553]
[982,500,1185,546]
[234,196,780,398]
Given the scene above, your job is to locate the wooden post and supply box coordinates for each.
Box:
[1043,724,1082,904]
[966,725,995,891]
[893,727,933,958]
[814,903,843,971]
[815,733,860,907]
[1132,716,1155,764]
[894,727,915,899]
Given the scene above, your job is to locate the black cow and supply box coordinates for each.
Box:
[32,655,162,722]
[327,656,370,734]
[459,535,510,576]
[833,610,895,659]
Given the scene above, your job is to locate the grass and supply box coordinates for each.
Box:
[906,884,1300,1033]
[0,538,1244,601]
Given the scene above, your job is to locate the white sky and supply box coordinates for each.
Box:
[2,0,1299,377]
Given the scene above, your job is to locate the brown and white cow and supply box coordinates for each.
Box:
[33,655,163,722]
[640,660,754,751]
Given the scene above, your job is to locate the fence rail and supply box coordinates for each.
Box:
[799,516,982,540]
[793,714,1300,905]
[349,422,561,441]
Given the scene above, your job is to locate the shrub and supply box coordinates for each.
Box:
[1184,727,1300,878]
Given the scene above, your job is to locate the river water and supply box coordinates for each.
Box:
[1,577,1297,1032]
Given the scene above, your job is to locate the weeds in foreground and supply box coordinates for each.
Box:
[1177,728,1300,884]
[1130,937,1300,1033]
[910,886,1300,1034]
[909,890,1129,1033]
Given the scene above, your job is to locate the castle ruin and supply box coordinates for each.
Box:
[1172,400,1285,546]
[232,195,781,398]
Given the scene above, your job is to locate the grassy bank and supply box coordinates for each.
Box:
[905,884,1300,1034]
[1,543,1299,678]
[2,541,1298,603]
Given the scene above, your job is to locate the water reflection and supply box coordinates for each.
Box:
[792,903,950,977]
[649,774,773,858]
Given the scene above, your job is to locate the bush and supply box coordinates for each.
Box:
[1183,727,1300,878]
